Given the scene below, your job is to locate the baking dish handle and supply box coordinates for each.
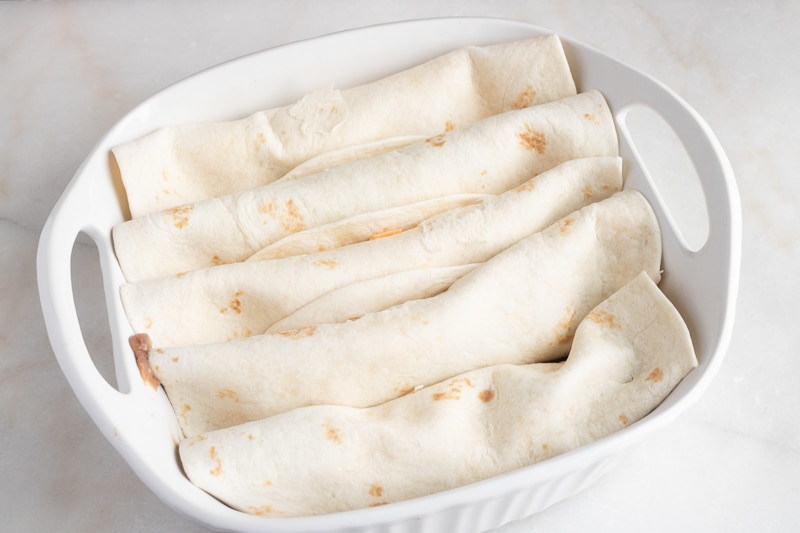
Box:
[37,168,154,443]
[607,62,742,394]
[606,75,740,261]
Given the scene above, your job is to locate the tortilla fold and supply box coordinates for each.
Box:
[149,189,661,437]
[273,135,426,183]
[113,35,576,218]
[268,263,481,332]
[246,193,489,261]
[178,271,696,517]
[121,155,623,349]
[112,90,618,282]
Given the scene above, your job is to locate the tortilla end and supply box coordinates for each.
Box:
[128,333,161,390]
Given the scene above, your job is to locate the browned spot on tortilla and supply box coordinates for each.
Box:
[208,446,223,477]
[518,125,547,153]
[170,356,179,363]
[369,501,389,507]
[394,384,417,395]
[584,112,599,125]
[226,327,253,341]
[166,205,192,229]
[313,259,338,269]
[229,291,243,313]
[512,84,537,109]
[514,178,536,193]
[263,479,272,486]
[128,333,160,389]
[249,505,274,516]
[162,188,171,196]
[179,404,192,426]
[256,132,266,146]
[369,227,403,240]
[444,120,455,131]
[478,389,496,403]
[176,271,187,278]
[432,377,474,401]
[542,443,549,452]
[211,255,224,266]
[588,309,621,329]
[432,390,459,401]
[618,414,630,426]
[155,348,164,354]
[259,200,276,218]
[559,217,575,235]
[425,133,446,147]
[324,421,344,444]
[583,184,594,200]
[219,290,244,314]
[646,367,664,383]
[187,434,207,447]
[281,199,306,233]
[552,303,577,345]
[369,483,384,497]
[274,325,318,339]
[217,389,240,402]
[480,169,488,176]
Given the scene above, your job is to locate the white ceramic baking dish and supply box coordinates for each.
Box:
[37,17,741,533]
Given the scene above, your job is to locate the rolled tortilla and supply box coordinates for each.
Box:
[113,35,576,218]
[268,263,481,332]
[121,156,623,348]
[178,271,696,517]
[148,189,662,437]
[274,135,426,183]
[246,194,489,261]
[112,90,618,282]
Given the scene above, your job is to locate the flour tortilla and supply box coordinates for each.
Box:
[121,156,623,349]
[274,135,425,183]
[268,263,481,332]
[112,90,617,282]
[179,271,694,517]
[113,35,576,218]
[148,190,661,437]
[246,194,489,261]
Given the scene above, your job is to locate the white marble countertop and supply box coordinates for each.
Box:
[2,1,798,531]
